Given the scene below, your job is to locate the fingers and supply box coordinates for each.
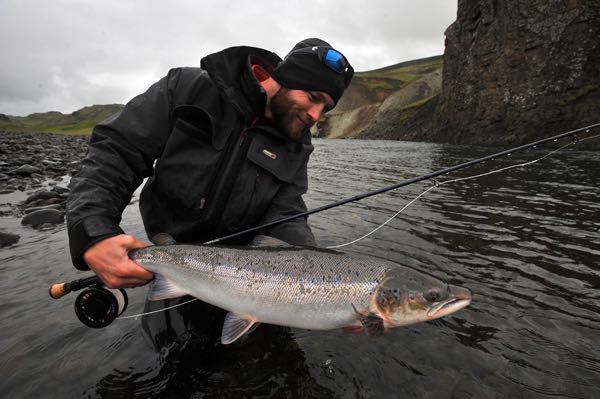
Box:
[120,234,151,250]
[84,234,154,289]
[126,258,155,281]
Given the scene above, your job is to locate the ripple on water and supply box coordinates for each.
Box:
[2,139,600,397]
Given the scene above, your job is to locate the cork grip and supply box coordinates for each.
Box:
[49,283,68,299]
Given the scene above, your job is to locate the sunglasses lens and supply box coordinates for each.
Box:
[323,49,347,73]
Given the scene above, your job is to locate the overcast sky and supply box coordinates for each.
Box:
[0,0,457,116]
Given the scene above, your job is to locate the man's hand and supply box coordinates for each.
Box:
[83,234,154,289]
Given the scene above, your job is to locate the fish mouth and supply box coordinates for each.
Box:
[427,288,472,319]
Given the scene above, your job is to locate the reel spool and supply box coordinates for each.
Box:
[74,286,128,328]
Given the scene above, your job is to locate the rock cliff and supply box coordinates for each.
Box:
[324,0,600,146]
[433,0,600,145]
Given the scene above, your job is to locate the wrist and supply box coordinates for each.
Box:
[68,216,124,270]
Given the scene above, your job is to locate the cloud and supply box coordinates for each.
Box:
[0,0,456,116]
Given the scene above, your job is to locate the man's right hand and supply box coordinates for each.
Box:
[83,234,154,289]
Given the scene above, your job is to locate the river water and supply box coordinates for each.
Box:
[1,138,599,398]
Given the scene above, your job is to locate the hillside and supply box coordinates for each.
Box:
[0,57,443,138]
[332,55,442,113]
[0,104,124,135]
[316,55,443,138]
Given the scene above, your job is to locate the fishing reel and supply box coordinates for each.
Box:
[50,276,128,328]
[74,286,128,328]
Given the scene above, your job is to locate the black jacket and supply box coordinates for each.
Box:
[66,46,316,270]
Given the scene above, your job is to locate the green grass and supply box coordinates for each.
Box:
[0,104,123,135]
[356,55,443,86]
[400,95,436,111]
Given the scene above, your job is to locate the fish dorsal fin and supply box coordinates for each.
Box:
[221,312,259,344]
[248,235,293,248]
[151,233,177,246]
[147,274,188,301]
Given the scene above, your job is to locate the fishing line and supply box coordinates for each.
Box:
[49,125,600,322]
[110,133,600,319]
[206,123,600,245]
[117,297,198,320]
[326,132,600,249]
[117,132,600,318]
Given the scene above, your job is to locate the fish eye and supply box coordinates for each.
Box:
[425,290,441,302]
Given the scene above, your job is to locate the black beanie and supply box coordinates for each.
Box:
[272,38,353,107]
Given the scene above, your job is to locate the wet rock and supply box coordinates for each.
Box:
[21,209,65,227]
[51,186,69,195]
[0,131,89,216]
[0,231,20,247]
[38,197,63,206]
[11,164,42,176]
[23,204,64,214]
[24,190,61,205]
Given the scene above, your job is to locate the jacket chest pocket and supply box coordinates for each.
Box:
[153,106,231,214]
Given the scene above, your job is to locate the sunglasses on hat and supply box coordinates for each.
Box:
[286,46,354,86]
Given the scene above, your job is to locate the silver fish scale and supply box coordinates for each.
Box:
[132,245,392,329]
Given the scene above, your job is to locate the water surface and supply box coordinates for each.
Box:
[1,138,599,398]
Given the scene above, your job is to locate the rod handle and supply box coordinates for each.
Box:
[49,283,68,299]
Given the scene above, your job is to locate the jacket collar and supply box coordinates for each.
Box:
[201,46,282,120]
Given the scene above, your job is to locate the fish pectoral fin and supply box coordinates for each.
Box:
[361,313,385,337]
[221,312,259,345]
[351,303,385,337]
[147,274,188,301]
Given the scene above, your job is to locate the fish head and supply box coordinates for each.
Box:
[374,268,472,327]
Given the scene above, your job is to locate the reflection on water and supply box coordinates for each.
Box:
[1,138,599,398]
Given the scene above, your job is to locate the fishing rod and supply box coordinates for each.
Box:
[49,122,599,326]
[205,122,600,245]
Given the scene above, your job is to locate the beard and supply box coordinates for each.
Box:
[269,87,311,140]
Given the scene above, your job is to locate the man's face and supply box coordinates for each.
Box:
[269,87,334,140]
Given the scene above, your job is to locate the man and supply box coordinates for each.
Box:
[66,38,354,291]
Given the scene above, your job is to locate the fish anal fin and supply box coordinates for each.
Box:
[351,303,385,337]
[221,312,259,344]
[147,274,188,301]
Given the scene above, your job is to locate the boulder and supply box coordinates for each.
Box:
[11,164,42,176]
[23,204,64,214]
[0,231,20,247]
[21,209,65,227]
[24,190,61,204]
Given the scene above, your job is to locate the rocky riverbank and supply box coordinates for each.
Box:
[0,131,88,246]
